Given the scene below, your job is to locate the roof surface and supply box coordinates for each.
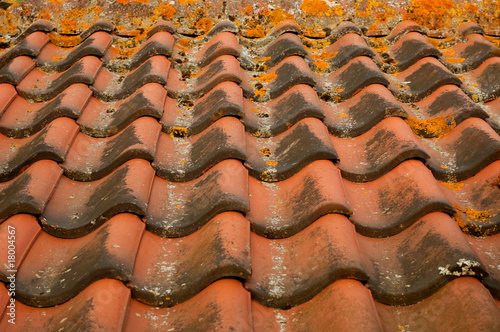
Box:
[0,0,500,331]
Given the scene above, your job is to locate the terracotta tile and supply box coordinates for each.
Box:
[0,117,79,181]
[0,56,35,85]
[358,212,487,305]
[327,56,389,101]
[246,118,337,182]
[131,212,251,306]
[1,279,130,331]
[0,160,62,220]
[332,117,429,182]
[92,55,170,101]
[247,214,368,308]
[125,279,252,331]
[422,118,500,182]
[244,84,324,137]
[40,159,154,238]
[393,57,462,102]
[344,160,454,237]
[328,21,363,43]
[324,84,407,137]
[0,283,9,321]
[260,33,308,69]
[376,278,500,330]
[458,22,485,37]
[0,31,50,68]
[161,81,243,137]
[485,97,500,134]
[386,21,426,43]
[440,161,500,237]
[146,20,176,38]
[153,116,246,181]
[248,160,350,238]
[62,117,160,181]
[0,83,17,117]
[323,33,376,72]
[205,20,239,38]
[390,32,442,71]
[468,233,500,298]
[78,19,115,41]
[147,159,248,237]
[0,84,92,138]
[13,20,53,45]
[78,83,166,137]
[0,214,40,282]
[452,33,500,71]
[194,31,239,67]
[16,56,102,101]
[16,213,143,307]
[471,57,500,101]
[252,280,383,331]
[103,31,174,71]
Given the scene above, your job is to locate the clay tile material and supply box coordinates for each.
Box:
[103,31,174,72]
[40,159,154,238]
[332,117,429,182]
[0,83,17,117]
[244,84,324,137]
[485,97,500,134]
[78,83,166,137]
[452,33,500,71]
[36,31,112,72]
[205,20,239,38]
[62,117,161,181]
[387,21,426,43]
[16,214,144,307]
[261,33,308,69]
[394,57,462,102]
[252,280,383,332]
[440,161,500,237]
[344,160,455,237]
[195,31,239,68]
[146,20,176,38]
[13,20,53,44]
[0,160,62,220]
[16,56,102,101]
[390,32,442,71]
[376,278,500,330]
[0,56,35,85]
[322,33,376,72]
[153,116,246,182]
[327,56,389,101]
[0,84,92,138]
[248,160,350,238]
[268,20,301,38]
[422,118,500,182]
[92,55,170,101]
[78,20,115,41]
[328,21,362,43]
[0,279,130,331]
[359,212,487,305]
[0,117,79,181]
[471,57,500,101]
[0,31,50,68]
[0,214,40,282]
[247,214,368,309]
[146,160,249,237]
[458,22,486,37]
[245,118,337,182]
[161,81,243,137]
[124,279,252,331]
[323,84,407,138]
[131,212,251,306]
[468,234,500,298]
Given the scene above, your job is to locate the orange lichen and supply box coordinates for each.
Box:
[51,56,66,61]
[246,27,266,38]
[313,60,330,72]
[403,0,456,29]
[440,164,448,169]
[332,88,345,93]
[356,0,394,25]
[440,182,464,190]
[266,160,278,166]
[445,58,465,63]
[310,51,338,60]
[195,17,213,33]
[453,204,495,224]
[171,127,188,137]
[255,56,271,62]
[48,33,82,47]
[266,8,294,26]
[300,0,332,17]
[260,148,272,156]
[405,115,456,139]
[252,72,277,83]
[47,0,64,5]
[154,4,176,20]
[254,89,268,98]
[177,0,200,4]
[337,113,348,118]
[179,160,187,164]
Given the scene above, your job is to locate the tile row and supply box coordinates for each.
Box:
[0,210,499,309]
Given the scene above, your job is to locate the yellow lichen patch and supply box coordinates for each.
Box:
[453,204,495,224]
[304,38,331,49]
[310,51,338,60]
[261,171,277,182]
[445,58,465,63]
[252,72,277,83]
[48,33,82,47]
[51,56,66,61]
[303,26,327,38]
[440,164,448,169]
[332,88,345,93]
[337,112,348,118]
[178,0,200,4]
[254,89,268,98]
[396,85,409,89]
[441,49,456,57]
[300,0,332,17]
[266,160,278,166]
[254,56,271,62]
[266,7,295,26]
[154,4,176,20]
[179,160,187,164]
[195,17,213,33]
[0,10,19,36]
[171,127,188,137]
[403,0,456,30]
[440,182,465,190]
[48,0,64,5]
[356,0,394,25]
[313,60,330,72]
[405,115,456,139]
[246,27,266,38]
[259,148,272,156]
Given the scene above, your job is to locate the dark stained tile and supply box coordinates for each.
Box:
[131,213,251,306]
[13,20,53,45]
[0,117,79,181]
[0,31,49,68]
[16,213,144,307]
[344,160,455,237]
[485,97,500,134]
[0,84,92,138]
[468,234,500,298]
[146,161,249,237]
[0,56,35,84]
[153,117,246,182]
[471,57,500,101]
[146,20,176,38]
[78,19,115,41]
[194,31,239,68]
[205,20,239,38]
[62,117,160,181]
[125,279,252,331]
[328,21,363,43]
[260,33,308,69]
[458,22,486,37]
[332,117,429,182]
[452,33,500,71]
[40,160,154,238]
[390,32,442,71]
[248,160,350,238]
[17,56,102,101]
[320,33,376,72]
[386,21,426,43]
[247,214,368,309]
[0,83,17,117]
[246,118,337,182]
[0,160,62,220]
